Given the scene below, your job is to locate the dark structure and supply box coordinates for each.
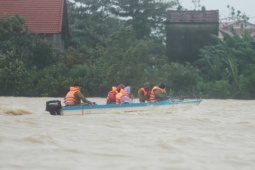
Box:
[166,10,219,63]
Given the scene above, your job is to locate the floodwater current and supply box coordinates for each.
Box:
[0,97,255,170]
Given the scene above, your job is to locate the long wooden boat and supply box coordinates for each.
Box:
[46,99,202,116]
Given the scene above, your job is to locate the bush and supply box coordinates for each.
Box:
[240,72,255,99]
[203,80,233,99]
[0,53,34,96]
[153,62,203,98]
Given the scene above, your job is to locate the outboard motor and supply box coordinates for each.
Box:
[46,100,62,116]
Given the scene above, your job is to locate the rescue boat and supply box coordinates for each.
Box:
[45,99,202,116]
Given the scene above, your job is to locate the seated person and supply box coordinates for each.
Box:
[116,84,125,93]
[149,82,169,102]
[138,82,151,102]
[64,82,94,107]
[116,86,133,104]
[106,86,118,104]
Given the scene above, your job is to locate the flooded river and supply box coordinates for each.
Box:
[0,97,254,170]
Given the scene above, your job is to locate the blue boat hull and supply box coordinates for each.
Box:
[61,99,202,115]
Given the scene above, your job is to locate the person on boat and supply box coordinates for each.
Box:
[116,84,125,93]
[138,82,151,103]
[64,82,94,107]
[149,82,169,102]
[106,86,118,104]
[116,86,133,104]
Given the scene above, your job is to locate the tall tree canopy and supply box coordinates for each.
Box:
[109,0,178,39]
[71,0,179,41]
[67,0,122,48]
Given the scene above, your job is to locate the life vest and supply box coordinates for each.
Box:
[138,87,150,102]
[116,89,129,104]
[149,86,165,102]
[138,88,148,96]
[65,87,80,106]
[115,89,123,104]
[107,90,117,104]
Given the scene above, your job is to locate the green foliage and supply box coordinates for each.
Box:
[153,62,203,98]
[0,14,64,70]
[27,38,65,69]
[34,64,70,97]
[94,29,148,87]
[0,14,29,40]
[0,14,65,96]
[197,29,255,98]
[94,28,167,92]
[203,80,233,99]
[0,53,34,96]
[63,47,92,69]
[67,0,121,48]
[240,71,255,99]
[1,2,255,99]
[109,0,178,39]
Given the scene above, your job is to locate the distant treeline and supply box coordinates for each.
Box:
[0,0,255,99]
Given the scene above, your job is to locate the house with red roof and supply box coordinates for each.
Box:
[219,20,255,40]
[0,0,69,50]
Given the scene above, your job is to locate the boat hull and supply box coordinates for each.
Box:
[61,99,202,115]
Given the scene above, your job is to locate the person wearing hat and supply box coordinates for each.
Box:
[149,82,169,102]
[64,82,94,107]
[137,82,151,102]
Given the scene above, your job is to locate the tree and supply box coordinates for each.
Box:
[0,52,34,96]
[196,29,255,98]
[109,0,178,39]
[0,14,65,96]
[67,0,122,49]
[225,5,249,21]
[93,28,168,92]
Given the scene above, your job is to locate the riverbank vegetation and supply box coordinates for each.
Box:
[0,0,254,99]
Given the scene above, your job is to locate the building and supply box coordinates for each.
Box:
[0,0,69,50]
[165,10,219,63]
[219,20,255,40]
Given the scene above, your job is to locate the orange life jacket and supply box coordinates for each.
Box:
[65,87,80,106]
[116,89,129,104]
[107,90,118,104]
[138,88,148,96]
[149,86,165,102]
[138,87,150,102]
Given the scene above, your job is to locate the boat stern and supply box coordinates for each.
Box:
[46,100,63,116]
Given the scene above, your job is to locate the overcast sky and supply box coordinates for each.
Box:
[179,0,255,23]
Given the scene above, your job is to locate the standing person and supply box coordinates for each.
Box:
[106,86,118,104]
[116,86,133,104]
[138,82,151,103]
[149,82,169,102]
[64,82,94,107]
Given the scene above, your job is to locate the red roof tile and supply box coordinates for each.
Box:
[0,0,65,33]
